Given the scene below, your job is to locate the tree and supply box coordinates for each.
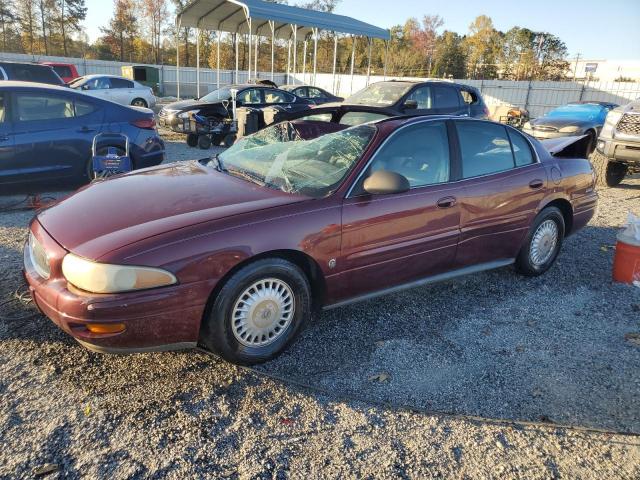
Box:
[18,0,37,54]
[464,15,502,79]
[0,0,20,52]
[100,0,138,61]
[534,33,569,80]
[36,0,55,55]
[55,0,87,57]
[499,27,568,80]
[141,0,167,64]
[432,31,466,78]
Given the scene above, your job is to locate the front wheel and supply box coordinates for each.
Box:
[515,207,565,276]
[591,151,627,187]
[200,259,312,365]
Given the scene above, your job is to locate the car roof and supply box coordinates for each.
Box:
[0,80,70,90]
[77,74,134,80]
[0,61,51,67]
[369,79,476,90]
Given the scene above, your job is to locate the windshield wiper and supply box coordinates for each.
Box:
[227,167,268,187]
[211,153,227,172]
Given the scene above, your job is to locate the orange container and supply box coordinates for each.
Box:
[613,234,640,284]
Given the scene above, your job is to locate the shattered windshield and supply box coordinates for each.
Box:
[215,122,376,198]
[346,83,413,106]
[200,87,232,102]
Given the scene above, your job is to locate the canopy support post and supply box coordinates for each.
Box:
[286,37,291,84]
[176,16,181,100]
[292,25,298,82]
[350,35,356,95]
[235,31,239,83]
[302,38,307,84]
[246,16,252,82]
[312,28,318,86]
[383,40,389,80]
[269,21,275,82]
[332,33,338,95]
[196,27,201,98]
[366,37,372,86]
[216,31,221,89]
[254,33,258,76]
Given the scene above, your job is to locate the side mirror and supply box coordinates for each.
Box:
[363,170,410,195]
[403,99,418,111]
[82,84,90,90]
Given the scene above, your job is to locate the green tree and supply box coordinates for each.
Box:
[18,0,37,54]
[432,31,466,78]
[100,0,138,61]
[0,0,21,52]
[464,15,502,79]
[56,0,87,56]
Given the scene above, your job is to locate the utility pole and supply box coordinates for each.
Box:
[572,53,581,81]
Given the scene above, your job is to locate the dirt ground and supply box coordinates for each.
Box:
[0,133,639,479]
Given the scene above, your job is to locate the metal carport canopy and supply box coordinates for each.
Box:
[177,0,391,40]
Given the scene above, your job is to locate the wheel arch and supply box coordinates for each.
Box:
[199,248,328,332]
[539,197,574,236]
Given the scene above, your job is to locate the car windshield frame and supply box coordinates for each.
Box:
[200,87,232,103]
[345,82,414,106]
[213,123,377,198]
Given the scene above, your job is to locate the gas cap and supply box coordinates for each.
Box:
[551,167,562,185]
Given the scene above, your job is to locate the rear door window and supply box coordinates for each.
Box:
[110,77,134,89]
[0,93,7,122]
[74,99,98,117]
[460,89,478,105]
[52,65,72,78]
[507,129,535,166]
[85,77,111,90]
[238,88,262,105]
[264,89,295,104]
[15,93,75,122]
[456,121,515,178]
[433,86,460,109]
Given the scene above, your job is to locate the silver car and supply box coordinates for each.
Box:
[69,74,157,109]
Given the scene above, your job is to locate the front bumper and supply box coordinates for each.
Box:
[597,136,640,165]
[23,221,209,354]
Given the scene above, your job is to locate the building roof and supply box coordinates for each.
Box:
[177,0,390,40]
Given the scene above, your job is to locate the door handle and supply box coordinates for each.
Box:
[529,179,544,189]
[436,196,457,208]
[0,135,9,142]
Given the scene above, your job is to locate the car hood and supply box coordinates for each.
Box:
[162,99,200,111]
[37,161,308,260]
[530,117,593,128]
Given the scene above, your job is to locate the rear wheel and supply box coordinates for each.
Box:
[197,135,212,150]
[186,133,198,147]
[200,258,312,365]
[591,151,627,187]
[131,98,148,108]
[515,207,565,276]
[223,133,236,148]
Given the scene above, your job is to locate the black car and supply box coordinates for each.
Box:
[280,84,344,105]
[0,62,65,86]
[336,80,489,119]
[159,84,313,134]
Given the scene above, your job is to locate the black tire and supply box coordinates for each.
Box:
[211,133,225,147]
[591,151,627,187]
[197,135,212,150]
[131,98,148,108]
[515,207,565,276]
[223,133,236,148]
[85,146,128,183]
[186,133,198,147]
[200,258,312,365]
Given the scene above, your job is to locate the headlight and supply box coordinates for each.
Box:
[523,121,532,130]
[28,233,50,279]
[601,110,623,138]
[62,254,177,294]
[559,125,581,133]
[178,109,200,119]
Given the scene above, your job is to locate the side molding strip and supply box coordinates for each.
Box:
[323,259,515,311]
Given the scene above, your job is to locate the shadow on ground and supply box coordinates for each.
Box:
[255,223,640,434]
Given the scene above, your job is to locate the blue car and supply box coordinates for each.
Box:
[523,101,618,153]
[0,82,165,188]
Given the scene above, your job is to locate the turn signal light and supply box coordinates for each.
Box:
[85,323,126,334]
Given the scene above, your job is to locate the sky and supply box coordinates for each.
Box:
[84,0,640,60]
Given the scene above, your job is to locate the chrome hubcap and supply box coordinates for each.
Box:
[231,278,294,347]
[530,219,559,266]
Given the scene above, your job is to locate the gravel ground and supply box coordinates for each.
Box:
[1,134,639,478]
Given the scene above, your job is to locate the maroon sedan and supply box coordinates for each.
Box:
[24,117,598,364]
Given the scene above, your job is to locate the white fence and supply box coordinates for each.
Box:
[3,51,640,118]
